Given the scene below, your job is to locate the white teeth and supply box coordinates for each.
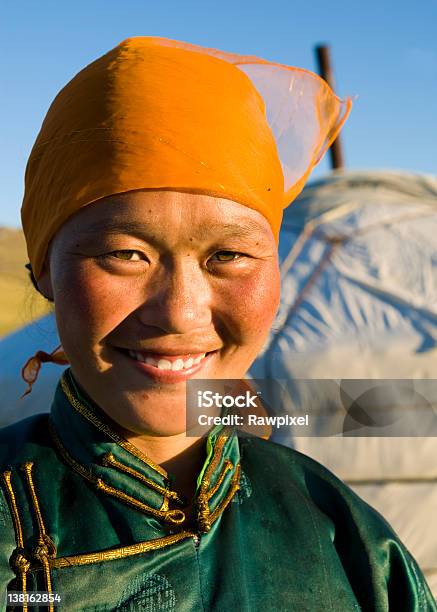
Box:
[129,350,208,370]
[157,359,172,370]
[172,359,184,371]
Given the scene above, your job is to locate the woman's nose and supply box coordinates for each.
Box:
[136,259,213,334]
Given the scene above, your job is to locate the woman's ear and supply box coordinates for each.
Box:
[27,261,54,301]
[37,270,54,301]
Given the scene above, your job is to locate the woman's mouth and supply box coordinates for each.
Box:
[128,350,208,371]
[122,349,218,383]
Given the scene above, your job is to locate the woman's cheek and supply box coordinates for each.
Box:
[54,264,138,338]
[221,264,280,339]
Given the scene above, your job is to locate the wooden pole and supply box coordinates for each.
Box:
[315,44,345,170]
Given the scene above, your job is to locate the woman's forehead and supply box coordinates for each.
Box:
[56,190,275,244]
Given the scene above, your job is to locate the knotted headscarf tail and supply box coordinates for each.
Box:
[21,346,68,397]
[20,36,351,392]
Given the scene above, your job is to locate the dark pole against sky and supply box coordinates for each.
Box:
[315,44,345,170]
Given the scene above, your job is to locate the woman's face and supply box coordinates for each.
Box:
[40,191,281,436]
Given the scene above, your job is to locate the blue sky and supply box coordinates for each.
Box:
[1,0,436,227]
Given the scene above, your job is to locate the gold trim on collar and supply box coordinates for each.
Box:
[207,459,233,501]
[201,430,234,488]
[2,471,25,548]
[95,479,186,524]
[49,421,185,526]
[60,373,167,478]
[50,531,194,569]
[101,452,184,506]
[21,462,56,612]
[196,433,241,533]
[2,470,31,612]
[209,463,241,524]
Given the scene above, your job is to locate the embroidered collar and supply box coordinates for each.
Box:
[49,370,241,533]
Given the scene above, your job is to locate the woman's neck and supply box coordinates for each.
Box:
[123,430,207,501]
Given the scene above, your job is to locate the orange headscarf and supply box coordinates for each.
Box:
[21,36,351,279]
[20,36,351,394]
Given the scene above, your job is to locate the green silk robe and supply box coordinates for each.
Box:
[0,370,435,611]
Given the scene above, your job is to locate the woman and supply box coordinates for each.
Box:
[0,37,435,611]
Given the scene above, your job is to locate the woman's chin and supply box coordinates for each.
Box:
[127,424,188,438]
[108,402,188,439]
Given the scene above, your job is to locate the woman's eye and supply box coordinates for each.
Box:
[108,250,145,261]
[210,251,243,262]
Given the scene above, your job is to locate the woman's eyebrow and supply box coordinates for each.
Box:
[78,219,270,240]
[196,221,271,240]
[78,220,151,236]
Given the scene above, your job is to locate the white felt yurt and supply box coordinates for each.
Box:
[249,170,437,595]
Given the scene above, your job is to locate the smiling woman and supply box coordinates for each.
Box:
[39,191,280,448]
[0,37,435,611]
